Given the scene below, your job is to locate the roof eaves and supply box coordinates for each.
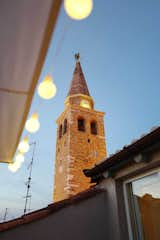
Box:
[9,0,62,164]
[84,126,160,178]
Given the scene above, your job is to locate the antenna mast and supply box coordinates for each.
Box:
[23,142,36,215]
[3,208,8,222]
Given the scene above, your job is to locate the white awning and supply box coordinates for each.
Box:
[0,0,62,163]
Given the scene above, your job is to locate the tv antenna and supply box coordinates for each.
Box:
[3,208,8,222]
[23,142,36,215]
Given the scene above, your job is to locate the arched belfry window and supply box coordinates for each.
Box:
[59,124,62,138]
[63,119,67,134]
[91,121,97,135]
[78,118,85,132]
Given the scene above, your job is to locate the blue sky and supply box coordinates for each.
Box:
[0,0,160,221]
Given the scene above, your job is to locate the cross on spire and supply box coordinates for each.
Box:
[74,53,80,62]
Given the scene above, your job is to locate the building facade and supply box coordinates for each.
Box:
[1,127,160,240]
[53,55,107,201]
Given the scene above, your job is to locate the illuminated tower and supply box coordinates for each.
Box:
[53,54,107,202]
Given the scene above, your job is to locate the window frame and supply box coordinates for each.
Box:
[123,167,160,240]
[90,121,98,135]
[59,124,63,139]
[63,119,67,135]
[77,118,85,132]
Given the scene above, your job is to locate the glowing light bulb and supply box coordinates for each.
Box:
[25,113,40,133]
[38,75,57,99]
[8,163,18,172]
[18,136,30,153]
[64,0,93,20]
[8,161,21,172]
[15,152,25,163]
[8,152,24,172]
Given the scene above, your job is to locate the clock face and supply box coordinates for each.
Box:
[80,99,91,109]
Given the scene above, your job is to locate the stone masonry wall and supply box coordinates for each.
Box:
[53,104,107,202]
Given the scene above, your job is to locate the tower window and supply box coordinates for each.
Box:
[63,119,67,134]
[59,124,62,138]
[91,121,97,135]
[78,118,85,132]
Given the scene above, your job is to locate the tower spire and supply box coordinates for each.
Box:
[53,56,107,202]
[67,53,90,97]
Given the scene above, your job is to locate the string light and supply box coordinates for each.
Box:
[18,136,30,153]
[15,152,25,163]
[9,16,69,171]
[25,113,40,133]
[38,75,57,100]
[64,0,93,20]
[8,7,71,172]
[8,162,20,172]
[8,156,23,173]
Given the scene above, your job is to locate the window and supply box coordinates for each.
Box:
[63,119,67,134]
[126,171,160,240]
[90,121,97,135]
[78,118,85,132]
[59,124,62,138]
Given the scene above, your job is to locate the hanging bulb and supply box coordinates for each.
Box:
[8,152,24,172]
[8,163,18,172]
[15,152,25,163]
[64,0,93,20]
[25,112,40,133]
[8,160,21,173]
[38,75,57,99]
[18,136,30,153]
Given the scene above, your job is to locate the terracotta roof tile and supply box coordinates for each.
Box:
[84,126,160,180]
[0,187,104,233]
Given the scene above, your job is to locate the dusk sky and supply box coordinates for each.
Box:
[1,0,160,221]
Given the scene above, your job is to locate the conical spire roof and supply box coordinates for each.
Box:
[67,57,90,97]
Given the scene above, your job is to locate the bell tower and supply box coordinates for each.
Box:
[53,54,107,202]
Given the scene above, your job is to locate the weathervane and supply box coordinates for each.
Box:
[75,53,80,62]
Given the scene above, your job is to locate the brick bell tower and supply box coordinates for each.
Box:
[53,54,107,202]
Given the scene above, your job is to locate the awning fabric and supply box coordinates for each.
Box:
[0,0,62,163]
